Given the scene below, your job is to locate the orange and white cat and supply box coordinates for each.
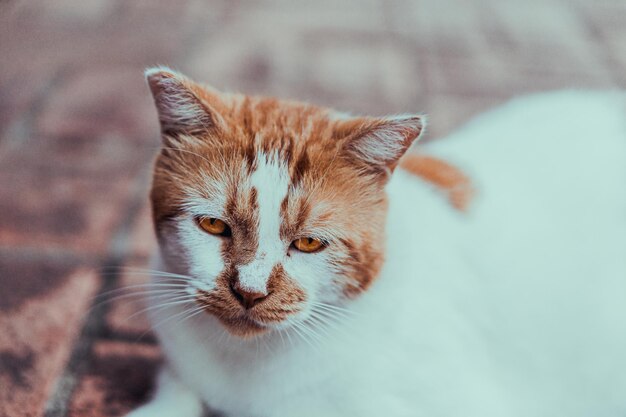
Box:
[127,67,626,417]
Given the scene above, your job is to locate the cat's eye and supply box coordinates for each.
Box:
[198,217,231,236]
[292,237,324,253]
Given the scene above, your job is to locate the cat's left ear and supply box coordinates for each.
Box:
[144,66,226,137]
[337,115,425,175]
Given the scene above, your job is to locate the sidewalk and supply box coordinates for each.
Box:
[0,0,623,415]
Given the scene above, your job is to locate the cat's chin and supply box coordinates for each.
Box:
[215,314,271,339]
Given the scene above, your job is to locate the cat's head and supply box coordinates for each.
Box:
[145,67,424,338]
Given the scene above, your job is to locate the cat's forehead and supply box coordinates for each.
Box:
[224,95,335,142]
[227,96,346,160]
[226,150,316,231]
[184,96,338,191]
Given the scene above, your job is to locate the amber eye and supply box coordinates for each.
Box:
[198,217,231,236]
[292,237,324,253]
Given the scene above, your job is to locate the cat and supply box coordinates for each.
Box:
[127,66,626,417]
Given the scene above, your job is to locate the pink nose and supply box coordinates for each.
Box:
[230,282,268,309]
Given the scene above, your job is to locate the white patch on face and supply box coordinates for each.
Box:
[237,152,290,293]
[282,250,341,312]
[176,179,229,292]
[176,216,225,292]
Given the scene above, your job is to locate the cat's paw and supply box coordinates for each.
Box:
[125,401,206,417]
[124,404,157,417]
[124,366,205,417]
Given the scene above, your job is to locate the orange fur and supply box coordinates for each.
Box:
[399,154,474,211]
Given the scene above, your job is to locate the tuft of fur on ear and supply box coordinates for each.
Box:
[145,66,224,137]
[340,115,425,175]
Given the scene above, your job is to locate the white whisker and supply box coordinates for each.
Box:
[96,283,189,298]
[149,304,206,334]
[126,297,197,321]
[102,266,194,280]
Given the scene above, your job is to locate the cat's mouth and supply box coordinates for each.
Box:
[195,296,284,338]
[215,314,268,338]
[195,287,303,338]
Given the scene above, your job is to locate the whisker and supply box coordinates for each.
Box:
[149,304,206,334]
[299,319,326,344]
[90,290,190,311]
[98,293,180,308]
[291,321,322,350]
[95,287,189,303]
[306,314,337,337]
[280,327,295,349]
[311,301,354,315]
[161,146,215,166]
[276,328,287,349]
[310,303,355,320]
[126,297,197,321]
[216,327,229,346]
[106,275,192,285]
[96,283,189,297]
[168,304,206,327]
[289,324,310,349]
[310,306,346,323]
[101,266,194,280]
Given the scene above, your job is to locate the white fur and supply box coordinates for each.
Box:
[237,152,290,293]
[124,368,204,417]
[172,191,230,293]
[128,90,626,417]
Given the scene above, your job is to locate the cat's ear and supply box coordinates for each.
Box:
[145,66,226,137]
[337,114,425,175]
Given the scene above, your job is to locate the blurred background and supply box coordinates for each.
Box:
[0,0,624,416]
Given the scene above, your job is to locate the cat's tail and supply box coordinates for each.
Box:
[399,154,474,211]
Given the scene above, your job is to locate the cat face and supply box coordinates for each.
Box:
[146,67,423,338]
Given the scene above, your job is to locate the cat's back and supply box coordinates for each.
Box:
[417,90,626,281]
[380,90,626,416]
[422,90,626,217]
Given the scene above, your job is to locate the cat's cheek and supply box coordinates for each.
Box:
[282,252,343,306]
[173,219,225,291]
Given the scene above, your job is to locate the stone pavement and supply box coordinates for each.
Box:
[0,0,624,416]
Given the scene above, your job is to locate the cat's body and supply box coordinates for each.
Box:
[130,69,626,417]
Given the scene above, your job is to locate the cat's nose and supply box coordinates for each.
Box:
[230,281,268,309]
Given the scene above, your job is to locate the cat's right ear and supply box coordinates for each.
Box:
[145,66,226,138]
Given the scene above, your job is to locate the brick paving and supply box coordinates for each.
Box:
[0,0,624,416]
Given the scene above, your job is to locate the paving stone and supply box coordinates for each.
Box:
[188,26,425,115]
[0,134,155,183]
[20,0,115,23]
[0,6,96,79]
[388,0,489,46]
[425,94,505,139]
[184,0,387,99]
[0,167,140,255]
[236,0,387,33]
[575,0,626,81]
[298,33,425,115]
[0,3,187,94]
[103,204,173,341]
[104,260,157,339]
[425,53,615,100]
[126,201,158,261]
[67,341,161,417]
[37,68,160,141]
[0,68,53,143]
[0,263,99,417]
